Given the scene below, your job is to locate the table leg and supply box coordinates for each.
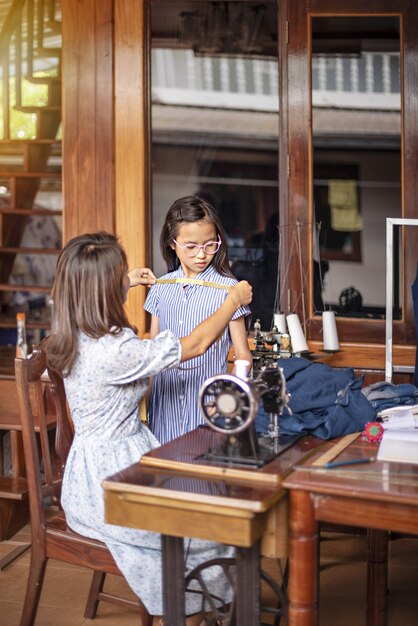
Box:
[367,529,388,626]
[161,535,186,626]
[236,540,261,626]
[288,490,319,626]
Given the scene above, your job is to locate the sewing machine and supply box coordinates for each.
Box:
[251,319,292,374]
[197,364,299,468]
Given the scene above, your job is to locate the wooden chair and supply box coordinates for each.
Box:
[14,342,152,626]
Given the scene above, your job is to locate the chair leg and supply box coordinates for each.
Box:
[84,570,106,619]
[139,602,153,626]
[19,551,48,626]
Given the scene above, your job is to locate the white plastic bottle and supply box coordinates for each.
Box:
[16,312,28,358]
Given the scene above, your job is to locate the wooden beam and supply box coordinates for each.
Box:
[61,0,114,241]
[114,0,149,336]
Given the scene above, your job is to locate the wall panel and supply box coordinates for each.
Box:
[61,0,114,241]
[114,0,148,334]
[62,0,149,334]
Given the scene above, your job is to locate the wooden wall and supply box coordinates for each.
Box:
[61,0,149,334]
[61,0,114,238]
[114,0,149,334]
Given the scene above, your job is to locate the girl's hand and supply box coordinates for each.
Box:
[128,267,157,288]
[228,281,252,308]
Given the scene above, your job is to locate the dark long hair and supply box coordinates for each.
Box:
[160,195,234,277]
[46,232,136,375]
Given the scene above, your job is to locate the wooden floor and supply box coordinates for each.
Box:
[0,526,417,625]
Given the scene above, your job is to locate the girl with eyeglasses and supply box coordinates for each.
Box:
[144,195,253,444]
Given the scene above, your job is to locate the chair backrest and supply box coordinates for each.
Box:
[14,339,74,533]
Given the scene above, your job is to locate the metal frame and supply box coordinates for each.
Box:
[385,217,418,382]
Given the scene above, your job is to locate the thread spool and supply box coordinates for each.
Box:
[322,311,339,352]
[234,359,250,379]
[286,313,309,354]
[273,312,287,333]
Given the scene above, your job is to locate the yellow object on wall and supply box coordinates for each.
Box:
[328,179,362,231]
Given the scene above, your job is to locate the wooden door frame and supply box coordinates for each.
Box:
[114,0,151,335]
[285,0,418,369]
[62,0,150,334]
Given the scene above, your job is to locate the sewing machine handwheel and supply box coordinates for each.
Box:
[198,374,259,434]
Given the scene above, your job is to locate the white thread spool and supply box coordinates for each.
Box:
[273,312,287,333]
[322,311,339,352]
[286,313,309,354]
[234,359,250,380]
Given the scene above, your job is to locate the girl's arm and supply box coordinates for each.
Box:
[229,317,253,376]
[180,281,252,362]
[149,314,160,339]
[145,315,160,404]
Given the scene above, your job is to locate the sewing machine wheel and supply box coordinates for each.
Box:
[185,556,288,625]
[198,374,259,435]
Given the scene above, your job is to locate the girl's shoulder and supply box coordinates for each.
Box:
[158,269,180,281]
[144,270,180,313]
[77,329,137,366]
[95,327,136,347]
[206,266,237,287]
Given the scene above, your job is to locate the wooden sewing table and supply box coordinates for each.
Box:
[103,427,322,626]
[282,436,418,626]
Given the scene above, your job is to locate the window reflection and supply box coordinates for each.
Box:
[150,1,280,329]
[311,16,401,321]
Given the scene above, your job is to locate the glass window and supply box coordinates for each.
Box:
[150,0,280,329]
[311,16,401,321]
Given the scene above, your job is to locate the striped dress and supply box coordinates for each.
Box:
[144,264,250,444]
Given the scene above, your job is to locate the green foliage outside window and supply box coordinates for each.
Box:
[0,72,59,140]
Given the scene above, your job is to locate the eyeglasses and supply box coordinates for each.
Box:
[173,235,222,257]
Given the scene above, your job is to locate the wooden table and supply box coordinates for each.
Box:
[103,427,323,626]
[282,436,418,626]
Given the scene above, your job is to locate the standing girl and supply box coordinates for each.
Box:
[144,195,252,444]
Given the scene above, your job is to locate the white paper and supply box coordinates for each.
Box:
[378,403,418,418]
[377,429,418,464]
[382,409,417,430]
[379,429,418,442]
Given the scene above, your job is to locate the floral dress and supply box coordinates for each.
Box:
[62,328,234,616]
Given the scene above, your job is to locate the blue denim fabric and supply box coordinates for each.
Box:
[361,380,418,410]
[254,357,376,440]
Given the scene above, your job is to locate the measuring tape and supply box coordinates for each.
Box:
[156,277,230,291]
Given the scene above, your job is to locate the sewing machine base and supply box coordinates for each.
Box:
[197,433,300,468]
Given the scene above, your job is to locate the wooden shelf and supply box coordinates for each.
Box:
[0,247,60,255]
[0,284,51,293]
[36,47,61,57]
[25,76,61,84]
[14,106,61,113]
[0,207,62,216]
[0,139,61,145]
[0,171,60,178]
[0,319,50,330]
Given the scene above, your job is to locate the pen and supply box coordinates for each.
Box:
[324,457,376,469]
